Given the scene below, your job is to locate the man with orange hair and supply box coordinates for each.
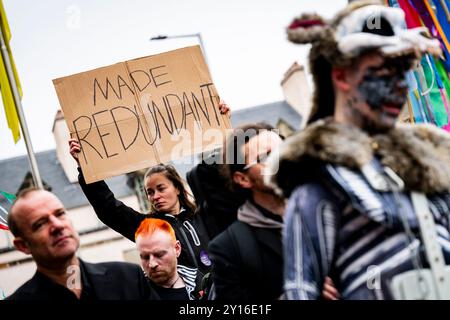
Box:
[135,218,203,300]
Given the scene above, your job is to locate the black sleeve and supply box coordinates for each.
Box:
[136,266,160,300]
[208,232,251,301]
[78,167,145,242]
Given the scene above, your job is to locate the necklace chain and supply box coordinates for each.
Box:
[170,275,180,288]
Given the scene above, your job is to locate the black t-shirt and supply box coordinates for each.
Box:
[22,261,97,301]
[152,285,189,300]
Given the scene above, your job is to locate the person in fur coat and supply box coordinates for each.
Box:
[266,0,450,299]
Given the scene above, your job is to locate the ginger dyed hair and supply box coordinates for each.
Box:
[135,218,176,242]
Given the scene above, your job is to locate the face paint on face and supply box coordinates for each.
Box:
[358,71,408,112]
[339,53,414,133]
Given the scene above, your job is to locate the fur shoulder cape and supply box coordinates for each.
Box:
[267,119,450,196]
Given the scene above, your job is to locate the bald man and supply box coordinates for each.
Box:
[6,188,157,300]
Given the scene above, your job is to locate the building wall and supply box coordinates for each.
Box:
[0,195,142,298]
[0,260,34,298]
[281,63,311,129]
[53,118,79,183]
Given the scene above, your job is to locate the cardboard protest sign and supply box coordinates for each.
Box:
[53,46,231,183]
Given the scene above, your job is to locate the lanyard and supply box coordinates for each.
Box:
[411,192,450,299]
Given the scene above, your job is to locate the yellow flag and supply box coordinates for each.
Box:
[0,0,22,143]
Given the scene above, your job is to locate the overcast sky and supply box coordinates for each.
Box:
[0,0,346,161]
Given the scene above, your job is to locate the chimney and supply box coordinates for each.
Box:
[52,110,78,183]
[281,62,311,129]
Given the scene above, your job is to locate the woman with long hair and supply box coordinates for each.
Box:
[69,103,230,277]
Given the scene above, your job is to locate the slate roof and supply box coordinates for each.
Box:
[0,150,134,212]
[231,100,301,129]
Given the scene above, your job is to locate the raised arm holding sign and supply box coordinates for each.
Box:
[67,99,229,280]
[58,46,231,283]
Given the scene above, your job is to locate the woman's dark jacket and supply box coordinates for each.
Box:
[78,168,212,275]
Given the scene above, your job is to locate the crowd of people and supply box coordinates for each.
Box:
[6,0,450,300]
